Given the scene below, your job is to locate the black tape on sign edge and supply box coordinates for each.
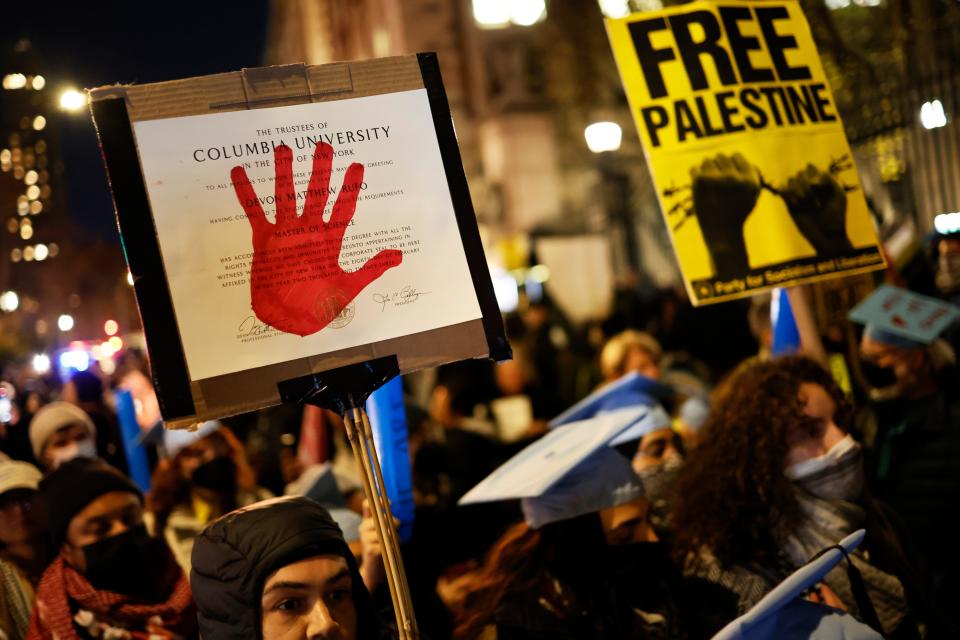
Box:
[90,98,196,419]
[416,52,512,363]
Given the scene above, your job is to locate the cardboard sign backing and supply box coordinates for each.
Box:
[91,54,509,429]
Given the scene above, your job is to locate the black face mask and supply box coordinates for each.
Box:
[605,540,670,574]
[82,524,173,599]
[191,456,238,496]
[860,360,898,390]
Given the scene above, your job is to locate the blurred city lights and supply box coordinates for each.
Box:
[0,291,19,312]
[921,100,947,130]
[22,246,34,261]
[598,0,631,19]
[584,121,623,153]
[34,244,49,261]
[529,264,551,283]
[511,0,546,26]
[491,266,520,312]
[24,170,38,185]
[935,211,960,235]
[32,115,46,131]
[57,314,75,331]
[100,340,116,358]
[10,248,21,262]
[31,353,51,375]
[473,0,510,26]
[473,0,545,27]
[104,319,119,335]
[59,349,90,372]
[108,336,123,351]
[32,75,45,90]
[59,89,88,112]
[19,225,33,240]
[2,74,27,90]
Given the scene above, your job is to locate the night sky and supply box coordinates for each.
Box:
[0,2,270,242]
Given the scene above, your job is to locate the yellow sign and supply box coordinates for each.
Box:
[607,0,885,305]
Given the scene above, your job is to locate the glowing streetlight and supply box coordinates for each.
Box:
[473,0,510,26]
[511,0,546,26]
[104,319,119,336]
[57,313,74,332]
[921,99,947,130]
[59,89,87,112]
[0,291,19,312]
[598,0,631,18]
[32,353,51,375]
[584,121,623,153]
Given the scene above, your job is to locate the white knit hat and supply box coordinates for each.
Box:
[28,402,97,459]
[0,459,42,496]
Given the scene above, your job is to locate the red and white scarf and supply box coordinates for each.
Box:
[26,556,197,640]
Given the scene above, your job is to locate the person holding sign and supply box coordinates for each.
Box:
[671,356,949,638]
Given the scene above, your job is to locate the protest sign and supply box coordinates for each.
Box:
[91,56,510,428]
[848,284,960,344]
[606,1,886,305]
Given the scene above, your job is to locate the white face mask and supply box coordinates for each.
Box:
[48,438,98,469]
[785,434,864,501]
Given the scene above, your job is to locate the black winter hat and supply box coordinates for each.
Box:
[190,495,382,640]
[40,457,143,549]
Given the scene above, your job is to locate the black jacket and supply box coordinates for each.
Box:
[190,495,384,639]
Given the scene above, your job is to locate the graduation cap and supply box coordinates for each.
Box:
[712,529,882,640]
[548,372,674,446]
[459,407,649,529]
[550,373,673,427]
[848,284,960,347]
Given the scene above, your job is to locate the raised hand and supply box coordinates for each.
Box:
[781,163,853,257]
[690,152,761,280]
[231,143,403,337]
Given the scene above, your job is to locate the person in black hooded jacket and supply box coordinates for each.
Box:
[190,495,385,640]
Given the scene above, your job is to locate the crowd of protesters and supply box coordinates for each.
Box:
[0,228,958,639]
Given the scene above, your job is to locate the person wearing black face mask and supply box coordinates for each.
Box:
[147,423,272,574]
[857,322,960,627]
[28,457,198,639]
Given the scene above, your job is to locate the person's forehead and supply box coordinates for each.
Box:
[798,382,834,410]
[52,423,88,438]
[263,554,350,591]
[860,337,903,358]
[71,491,140,525]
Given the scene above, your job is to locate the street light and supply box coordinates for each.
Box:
[59,88,87,112]
[598,0,631,18]
[584,121,623,153]
[473,0,546,28]
[585,121,638,270]
[32,354,51,375]
[920,99,947,130]
[57,313,74,331]
[0,291,19,312]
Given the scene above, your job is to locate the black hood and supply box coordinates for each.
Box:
[190,495,381,639]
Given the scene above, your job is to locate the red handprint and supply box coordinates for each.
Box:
[231,143,403,337]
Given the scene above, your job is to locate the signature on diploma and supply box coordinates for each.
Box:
[373,286,431,311]
[237,316,280,338]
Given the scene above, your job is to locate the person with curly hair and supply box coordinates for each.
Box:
[671,355,951,639]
